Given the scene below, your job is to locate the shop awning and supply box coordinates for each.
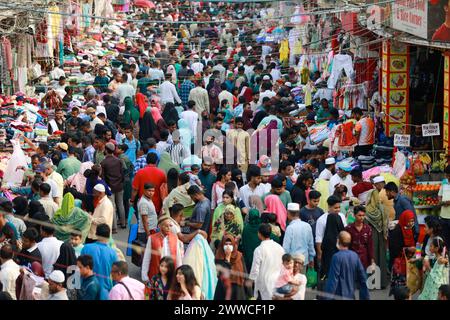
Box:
[373,27,450,51]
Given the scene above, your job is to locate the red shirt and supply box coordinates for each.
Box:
[345,223,373,269]
[132,165,167,213]
[432,24,450,42]
[352,182,374,198]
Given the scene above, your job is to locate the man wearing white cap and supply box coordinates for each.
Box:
[318,158,336,181]
[329,162,354,197]
[258,80,276,105]
[191,55,204,74]
[372,175,395,222]
[87,183,114,242]
[47,270,68,300]
[201,49,212,66]
[283,203,315,272]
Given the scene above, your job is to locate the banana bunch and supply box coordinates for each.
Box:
[419,153,432,165]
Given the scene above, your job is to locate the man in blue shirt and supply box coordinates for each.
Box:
[117,126,140,164]
[76,254,104,300]
[282,203,315,269]
[384,182,419,233]
[81,224,118,295]
[325,231,370,300]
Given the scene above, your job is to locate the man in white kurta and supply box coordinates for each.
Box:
[249,224,285,300]
[87,184,114,241]
[328,163,354,197]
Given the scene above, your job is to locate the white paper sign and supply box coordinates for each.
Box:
[394,134,410,147]
[422,123,440,137]
[392,0,428,39]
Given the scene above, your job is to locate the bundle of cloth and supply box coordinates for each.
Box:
[51,193,91,243]
[182,234,218,300]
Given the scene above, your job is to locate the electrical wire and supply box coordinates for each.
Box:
[0,0,400,25]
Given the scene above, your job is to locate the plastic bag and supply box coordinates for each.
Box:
[4,139,28,186]
[306,267,318,288]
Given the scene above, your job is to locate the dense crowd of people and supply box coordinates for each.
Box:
[0,1,449,301]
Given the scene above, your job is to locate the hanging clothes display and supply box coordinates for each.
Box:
[279,39,289,66]
[327,54,354,89]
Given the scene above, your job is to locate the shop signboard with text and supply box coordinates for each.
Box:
[391,0,450,42]
[392,0,428,39]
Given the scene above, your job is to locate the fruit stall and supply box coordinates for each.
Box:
[399,152,444,224]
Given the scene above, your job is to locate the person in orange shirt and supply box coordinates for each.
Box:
[352,107,375,158]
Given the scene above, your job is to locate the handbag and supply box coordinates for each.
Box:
[131,238,146,267]
[306,267,318,288]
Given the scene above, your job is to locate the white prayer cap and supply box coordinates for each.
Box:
[287,203,300,211]
[292,253,305,264]
[285,82,292,88]
[263,75,270,81]
[325,157,336,165]
[204,49,210,53]
[373,176,385,184]
[48,270,65,284]
[94,184,106,193]
[214,49,219,54]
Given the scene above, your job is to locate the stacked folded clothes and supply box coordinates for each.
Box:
[358,155,377,170]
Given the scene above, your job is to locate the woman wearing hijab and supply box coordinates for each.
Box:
[320,212,345,280]
[161,102,179,124]
[158,152,179,174]
[365,188,389,289]
[242,107,253,131]
[139,109,158,142]
[211,168,236,210]
[135,92,149,119]
[51,193,90,243]
[231,169,244,189]
[177,119,193,156]
[248,195,264,214]
[123,97,140,126]
[166,65,177,85]
[240,209,262,271]
[166,168,180,195]
[238,82,253,104]
[290,172,314,208]
[264,194,288,232]
[214,234,249,300]
[66,161,94,193]
[208,78,222,115]
[389,210,418,295]
[210,205,244,250]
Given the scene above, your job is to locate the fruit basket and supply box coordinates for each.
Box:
[412,181,441,210]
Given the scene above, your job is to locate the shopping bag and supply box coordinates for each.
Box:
[306,267,318,288]
[126,223,138,256]
[127,207,135,226]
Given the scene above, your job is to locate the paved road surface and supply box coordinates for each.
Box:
[113,219,394,300]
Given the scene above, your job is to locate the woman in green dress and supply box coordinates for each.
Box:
[365,188,389,289]
[418,238,449,300]
[210,202,243,251]
[212,190,243,230]
[240,208,262,271]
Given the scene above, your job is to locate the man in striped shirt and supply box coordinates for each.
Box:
[166,132,190,166]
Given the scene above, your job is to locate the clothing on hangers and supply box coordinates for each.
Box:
[327,54,354,89]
